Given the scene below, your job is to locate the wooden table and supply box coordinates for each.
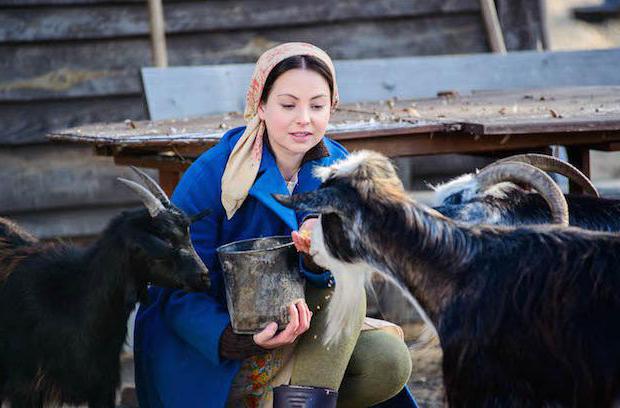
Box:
[49,86,620,195]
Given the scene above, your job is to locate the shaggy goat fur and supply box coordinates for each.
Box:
[432,172,620,232]
[276,150,620,407]
[0,186,210,407]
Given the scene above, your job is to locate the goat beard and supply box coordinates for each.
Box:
[309,217,371,345]
[309,215,438,347]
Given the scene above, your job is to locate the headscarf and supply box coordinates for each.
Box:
[220,42,339,219]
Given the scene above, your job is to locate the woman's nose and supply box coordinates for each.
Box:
[296,108,311,125]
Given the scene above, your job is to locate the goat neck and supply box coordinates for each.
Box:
[81,213,147,343]
[346,195,474,322]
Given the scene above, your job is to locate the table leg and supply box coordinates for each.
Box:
[159,170,181,197]
[565,146,591,195]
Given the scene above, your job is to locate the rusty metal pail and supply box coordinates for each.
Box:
[216,236,306,334]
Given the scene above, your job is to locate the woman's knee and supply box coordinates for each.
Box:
[368,331,412,389]
[351,330,412,393]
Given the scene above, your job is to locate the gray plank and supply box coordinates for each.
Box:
[0,144,147,213]
[4,205,140,239]
[0,96,146,144]
[0,0,164,5]
[0,0,479,42]
[143,48,620,120]
[1,15,487,101]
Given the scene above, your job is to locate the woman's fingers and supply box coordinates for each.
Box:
[253,322,279,347]
[292,231,311,253]
[292,231,305,252]
[252,301,312,349]
[295,301,311,335]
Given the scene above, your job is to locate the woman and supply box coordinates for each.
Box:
[134,42,417,408]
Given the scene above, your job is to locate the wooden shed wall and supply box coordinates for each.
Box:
[0,0,544,239]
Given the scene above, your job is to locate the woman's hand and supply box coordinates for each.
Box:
[252,300,312,349]
[292,217,318,254]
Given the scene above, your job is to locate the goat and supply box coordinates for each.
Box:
[275,151,620,407]
[432,154,620,232]
[0,167,210,408]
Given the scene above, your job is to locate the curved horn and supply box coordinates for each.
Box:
[489,154,599,197]
[118,178,166,217]
[475,162,569,226]
[129,166,171,206]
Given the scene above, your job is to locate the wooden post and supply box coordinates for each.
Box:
[566,146,591,195]
[480,0,507,53]
[147,0,168,67]
[158,170,181,197]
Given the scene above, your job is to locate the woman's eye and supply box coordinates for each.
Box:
[281,104,295,109]
[312,105,325,110]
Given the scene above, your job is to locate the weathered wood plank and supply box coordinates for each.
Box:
[0,96,146,144]
[49,86,620,146]
[0,0,164,6]
[5,205,139,239]
[0,0,479,42]
[142,49,620,120]
[0,15,487,101]
[0,144,148,213]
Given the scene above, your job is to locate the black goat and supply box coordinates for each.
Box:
[0,168,210,408]
[433,154,620,232]
[276,151,620,407]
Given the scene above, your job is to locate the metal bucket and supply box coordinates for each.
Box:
[217,236,305,334]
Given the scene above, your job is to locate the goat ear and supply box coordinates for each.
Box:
[273,188,348,216]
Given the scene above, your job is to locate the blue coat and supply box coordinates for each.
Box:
[133,126,417,408]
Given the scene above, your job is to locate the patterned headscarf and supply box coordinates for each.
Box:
[221,42,339,219]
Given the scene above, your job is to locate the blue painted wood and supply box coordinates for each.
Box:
[142,48,620,120]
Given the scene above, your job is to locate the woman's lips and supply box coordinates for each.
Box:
[290,132,313,141]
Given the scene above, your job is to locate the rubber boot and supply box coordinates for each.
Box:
[273,385,337,408]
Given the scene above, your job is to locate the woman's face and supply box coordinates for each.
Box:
[258,68,331,159]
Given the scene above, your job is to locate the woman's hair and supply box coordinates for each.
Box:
[260,55,334,104]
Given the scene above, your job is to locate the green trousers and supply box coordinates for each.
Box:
[291,285,412,408]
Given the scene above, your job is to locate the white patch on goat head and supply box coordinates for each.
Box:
[430,173,477,206]
[313,150,376,182]
[431,172,523,206]
[309,216,371,345]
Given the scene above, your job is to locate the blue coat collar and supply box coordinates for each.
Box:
[248,143,327,230]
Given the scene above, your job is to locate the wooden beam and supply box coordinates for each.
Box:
[0,0,479,42]
[0,16,488,102]
[0,96,146,144]
[147,0,168,67]
[479,0,507,53]
[566,146,590,194]
[336,130,620,158]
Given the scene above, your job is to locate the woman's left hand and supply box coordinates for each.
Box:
[292,218,317,254]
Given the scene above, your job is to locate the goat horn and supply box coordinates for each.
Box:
[117,178,166,218]
[475,162,569,226]
[129,166,172,206]
[487,154,599,197]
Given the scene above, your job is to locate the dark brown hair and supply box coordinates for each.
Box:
[260,55,334,104]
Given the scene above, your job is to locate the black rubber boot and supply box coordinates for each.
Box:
[273,385,338,408]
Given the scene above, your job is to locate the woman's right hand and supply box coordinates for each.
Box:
[253,300,312,349]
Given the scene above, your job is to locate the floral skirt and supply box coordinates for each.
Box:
[226,344,296,408]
